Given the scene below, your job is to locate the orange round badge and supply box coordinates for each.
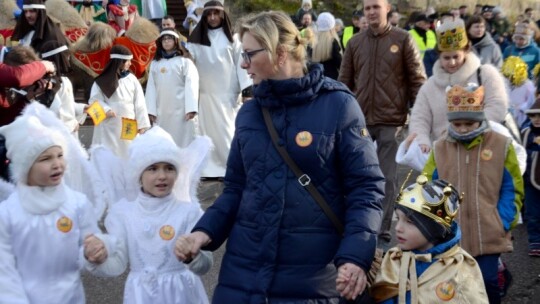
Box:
[435,281,456,301]
[57,216,73,233]
[160,67,167,73]
[390,44,399,53]
[159,225,175,241]
[295,131,313,148]
[481,149,493,161]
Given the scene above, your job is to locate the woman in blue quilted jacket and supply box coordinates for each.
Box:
[175,11,386,304]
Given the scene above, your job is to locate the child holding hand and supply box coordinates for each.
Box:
[89,126,212,304]
[0,107,114,303]
[369,174,488,303]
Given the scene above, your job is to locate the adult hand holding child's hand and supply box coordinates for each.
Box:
[174,231,211,262]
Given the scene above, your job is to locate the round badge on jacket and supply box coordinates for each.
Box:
[159,225,175,240]
[481,149,493,161]
[435,280,456,301]
[390,44,399,53]
[57,216,73,233]
[295,131,313,147]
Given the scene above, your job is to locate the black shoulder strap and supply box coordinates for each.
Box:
[261,107,344,235]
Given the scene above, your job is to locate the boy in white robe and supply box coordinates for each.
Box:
[146,29,199,148]
[89,45,150,158]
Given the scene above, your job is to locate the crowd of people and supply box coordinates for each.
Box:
[1,0,540,303]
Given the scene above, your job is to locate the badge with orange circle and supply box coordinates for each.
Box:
[390,44,399,53]
[160,67,167,74]
[159,225,175,241]
[435,280,456,301]
[57,216,73,233]
[481,149,493,161]
[295,131,313,148]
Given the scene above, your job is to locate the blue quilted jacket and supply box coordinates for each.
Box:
[193,64,385,304]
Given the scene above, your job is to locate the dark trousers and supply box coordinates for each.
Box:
[367,125,398,242]
[475,254,501,304]
[525,182,540,248]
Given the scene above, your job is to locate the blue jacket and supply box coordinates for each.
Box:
[193,64,385,303]
[503,42,540,77]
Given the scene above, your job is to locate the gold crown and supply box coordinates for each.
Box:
[447,85,485,113]
[437,19,468,52]
[396,173,462,228]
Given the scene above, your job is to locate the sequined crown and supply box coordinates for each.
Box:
[396,174,462,228]
[436,18,468,52]
[447,85,485,113]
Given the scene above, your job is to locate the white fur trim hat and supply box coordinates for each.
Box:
[317,12,335,32]
[0,115,66,184]
[128,126,181,185]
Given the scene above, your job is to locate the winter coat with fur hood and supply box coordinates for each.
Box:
[409,53,508,148]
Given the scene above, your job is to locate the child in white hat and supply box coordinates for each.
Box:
[89,126,213,304]
[0,106,114,303]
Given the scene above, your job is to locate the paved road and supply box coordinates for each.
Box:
[78,126,540,303]
[82,180,540,304]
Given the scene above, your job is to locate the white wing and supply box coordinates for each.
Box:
[22,103,108,218]
[175,136,213,204]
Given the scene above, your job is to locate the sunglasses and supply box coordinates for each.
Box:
[241,48,266,65]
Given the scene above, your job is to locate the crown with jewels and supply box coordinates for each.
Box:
[396,173,462,228]
[436,18,468,52]
[446,84,484,113]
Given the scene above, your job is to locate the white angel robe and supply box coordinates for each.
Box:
[49,76,87,136]
[89,74,150,158]
[0,183,115,304]
[145,56,199,148]
[90,192,210,304]
[187,30,252,177]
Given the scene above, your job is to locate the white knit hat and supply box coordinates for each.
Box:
[317,12,335,32]
[0,115,66,184]
[128,126,181,186]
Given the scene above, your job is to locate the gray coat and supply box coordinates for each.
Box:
[472,33,503,69]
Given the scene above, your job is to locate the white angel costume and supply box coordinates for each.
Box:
[187,31,251,177]
[49,76,87,136]
[89,127,213,304]
[396,121,527,174]
[0,104,114,304]
[145,55,199,148]
[89,73,150,158]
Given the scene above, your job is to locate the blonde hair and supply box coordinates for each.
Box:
[238,11,311,72]
[74,22,116,52]
[311,30,340,63]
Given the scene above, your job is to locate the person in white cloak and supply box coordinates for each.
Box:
[40,41,88,137]
[146,29,199,148]
[88,45,150,158]
[141,0,167,22]
[88,126,213,304]
[0,104,116,304]
[186,0,252,178]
